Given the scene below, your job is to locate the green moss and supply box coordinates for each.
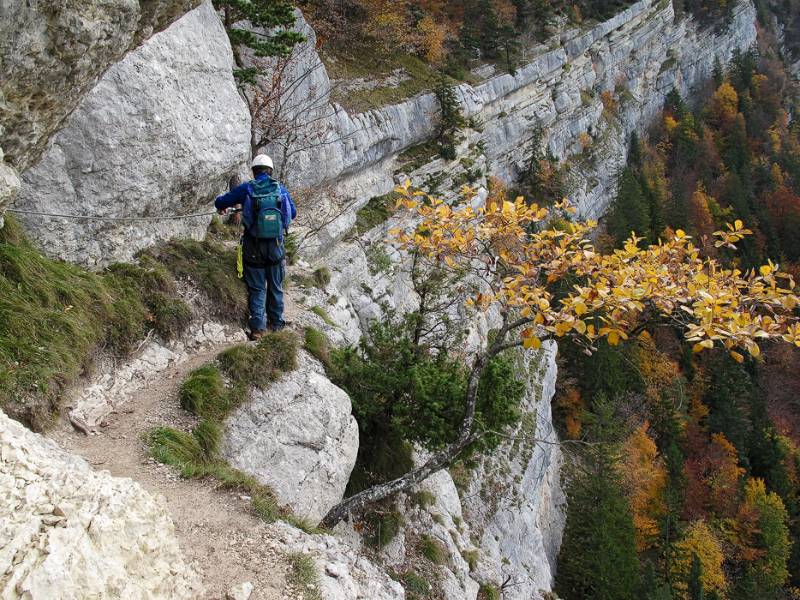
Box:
[288,553,322,600]
[310,305,336,327]
[325,49,454,113]
[478,583,501,600]
[397,141,441,173]
[420,534,448,565]
[356,192,400,235]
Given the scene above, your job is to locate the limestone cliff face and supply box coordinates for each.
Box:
[462,342,564,599]
[272,201,563,598]
[0,0,200,226]
[261,0,756,254]
[12,1,251,267]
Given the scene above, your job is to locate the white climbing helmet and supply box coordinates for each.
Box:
[252,154,274,170]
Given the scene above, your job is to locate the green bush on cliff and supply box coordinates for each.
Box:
[327,315,524,492]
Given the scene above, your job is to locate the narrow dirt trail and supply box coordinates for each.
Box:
[48,343,297,600]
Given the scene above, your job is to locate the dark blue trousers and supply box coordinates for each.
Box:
[243,260,285,332]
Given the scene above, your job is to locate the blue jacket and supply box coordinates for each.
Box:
[215,173,297,240]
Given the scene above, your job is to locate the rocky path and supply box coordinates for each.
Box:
[48,342,299,600]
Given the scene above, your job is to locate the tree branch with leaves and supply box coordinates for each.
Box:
[320,182,800,528]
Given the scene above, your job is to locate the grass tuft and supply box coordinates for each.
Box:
[179,365,229,419]
[402,571,431,598]
[365,510,404,548]
[149,335,308,529]
[304,327,331,368]
[0,216,208,429]
[141,238,246,321]
[462,549,480,572]
[412,490,437,508]
[420,534,448,565]
[217,330,298,390]
[310,306,336,327]
[288,553,323,600]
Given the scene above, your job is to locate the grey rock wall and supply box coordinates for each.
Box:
[265,522,405,599]
[0,0,199,172]
[284,202,562,597]
[12,1,251,266]
[0,0,199,226]
[462,342,564,599]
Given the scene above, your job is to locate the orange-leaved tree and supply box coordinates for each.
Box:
[320,183,800,527]
[621,422,667,551]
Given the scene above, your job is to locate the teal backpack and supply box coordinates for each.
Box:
[247,179,283,239]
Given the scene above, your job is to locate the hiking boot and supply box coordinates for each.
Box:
[249,329,268,341]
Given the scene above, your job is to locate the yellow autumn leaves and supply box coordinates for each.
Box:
[390,182,800,358]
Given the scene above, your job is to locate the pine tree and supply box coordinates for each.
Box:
[498,22,520,74]
[218,1,304,84]
[642,560,673,599]
[688,554,705,600]
[629,132,643,168]
[478,0,501,59]
[712,57,725,87]
[458,0,483,61]
[743,479,792,594]
[556,395,641,600]
[434,79,466,161]
[607,167,652,244]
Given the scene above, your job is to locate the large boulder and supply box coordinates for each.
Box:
[13,1,251,266]
[223,350,359,523]
[0,0,199,227]
[0,410,202,598]
[0,0,199,172]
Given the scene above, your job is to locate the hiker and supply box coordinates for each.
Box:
[215,155,297,340]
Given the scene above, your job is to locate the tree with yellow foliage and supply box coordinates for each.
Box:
[672,520,728,598]
[320,185,800,527]
[416,15,448,63]
[709,81,740,126]
[621,422,667,551]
